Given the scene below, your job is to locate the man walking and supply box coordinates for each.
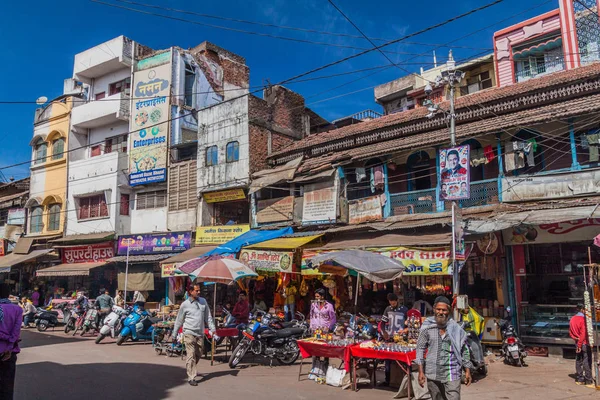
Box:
[172,284,217,386]
[569,304,594,386]
[0,283,22,400]
[416,296,472,400]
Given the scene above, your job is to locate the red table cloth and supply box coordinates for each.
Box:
[297,340,352,372]
[349,347,417,364]
[204,328,239,338]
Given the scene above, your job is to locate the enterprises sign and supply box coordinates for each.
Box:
[129,55,171,186]
[117,232,191,256]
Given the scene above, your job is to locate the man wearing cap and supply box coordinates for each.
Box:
[416,296,472,400]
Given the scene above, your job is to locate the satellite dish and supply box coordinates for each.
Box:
[36,96,48,105]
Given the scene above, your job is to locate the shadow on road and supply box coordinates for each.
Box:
[19,330,85,349]
[15,361,187,400]
[197,369,239,383]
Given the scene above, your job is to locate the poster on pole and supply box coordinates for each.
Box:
[452,203,466,262]
[439,145,470,201]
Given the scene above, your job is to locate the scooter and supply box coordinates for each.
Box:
[497,307,527,367]
[80,306,100,336]
[116,304,156,345]
[95,305,128,344]
[34,304,62,332]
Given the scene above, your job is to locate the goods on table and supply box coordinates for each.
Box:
[359,340,416,352]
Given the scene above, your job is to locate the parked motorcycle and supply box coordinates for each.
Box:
[79,306,100,336]
[96,305,128,344]
[459,320,488,376]
[116,304,156,345]
[497,307,527,367]
[228,312,308,368]
[34,304,64,332]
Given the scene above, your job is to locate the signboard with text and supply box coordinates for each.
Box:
[240,249,294,272]
[161,263,187,278]
[348,196,383,224]
[439,145,470,201]
[129,56,171,186]
[302,181,337,225]
[7,209,25,225]
[256,196,294,224]
[117,232,191,255]
[62,242,114,264]
[195,224,250,244]
[503,219,600,245]
[203,189,246,203]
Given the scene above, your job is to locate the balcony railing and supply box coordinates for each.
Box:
[457,178,499,208]
[515,57,564,82]
[390,188,436,215]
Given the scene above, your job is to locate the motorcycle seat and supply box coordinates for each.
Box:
[276,328,305,338]
[48,311,59,316]
[279,321,296,329]
[149,317,161,324]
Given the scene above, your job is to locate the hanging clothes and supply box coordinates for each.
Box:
[373,165,385,189]
[523,142,535,167]
[370,168,375,193]
[483,145,495,163]
[527,138,538,153]
[587,133,600,162]
[470,148,487,167]
[581,135,590,150]
[504,152,516,172]
[513,141,526,169]
[355,167,366,183]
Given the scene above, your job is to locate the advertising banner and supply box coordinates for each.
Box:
[62,242,114,264]
[129,60,171,186]
[203,189,246,203]
[7,209,25,225]
[239,249,294,272]
[302,181,337,225]
[256,196,294,224]
[195,224,250,245]
[452,203,466,261]
[439,145,470,201]
[348,196,383,224]
[302,247,452,276]
[161,263,187,278]
[117,232,191,255]
[503,219,600,245]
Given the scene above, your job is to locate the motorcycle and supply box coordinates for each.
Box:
[228,312,308,368]
[497,307,527,367]
[34,304,64,332]
[95,305,128,344]
[116,304,156,345]
[71,305,89,336]
[79,306,100,336]
[459,320,488,376]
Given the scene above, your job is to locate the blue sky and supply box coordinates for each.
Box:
[0,0,555,180]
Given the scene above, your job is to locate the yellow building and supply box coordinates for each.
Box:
[26,95,75,236]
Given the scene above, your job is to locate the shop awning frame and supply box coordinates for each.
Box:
[160,245,217,265]
[0,249,54,271]
[244,234,323,250]
[36,262,108,277]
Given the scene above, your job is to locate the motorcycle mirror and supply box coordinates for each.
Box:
[506,306,511,314]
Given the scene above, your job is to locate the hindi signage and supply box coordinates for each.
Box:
[195,224,250,244]
[256,196,294,224]
[129,57,171,186]
[161,263,187,278]
[302,181,337,225]
[62,242,114,264]
[348,196,383,224]
[203,189,246,203]
[240,249,294,272]
[439,145,470,201]
[117,232,191,256]
[503,219,600,245]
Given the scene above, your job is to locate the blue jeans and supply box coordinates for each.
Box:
[284,303,296,321]
[23,312,36,326]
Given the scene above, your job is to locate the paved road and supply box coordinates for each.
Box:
[14,329,598,399]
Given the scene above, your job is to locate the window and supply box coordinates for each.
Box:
[95,92,106,100]
[34,139,47,164]
[206,146,218,166]
[136,190,167,210]
[30,206,43,233]
[52,137,65,160]
[91,145,102,157]
[0,209,7,226]
[120,194,130,215]
[109,78,131,96]
[47,204,61,231]
[226,141,240,163]
[104,135,128,154]
[184,62,195,107]
[77,195,108,220]
[461,71,493,95]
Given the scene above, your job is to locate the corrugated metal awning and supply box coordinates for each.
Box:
[244,234,324,249]
[160,246,217,265]
[51,232,115,244]
[36,262,108,277]
[249,157,303,194]
[0,249,55,271]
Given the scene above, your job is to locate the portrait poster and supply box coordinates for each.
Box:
[439,145,470,201]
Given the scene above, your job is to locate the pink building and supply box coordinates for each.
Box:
[494,0,600,87]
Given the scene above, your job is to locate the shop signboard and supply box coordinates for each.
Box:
[302,181,337,225]
[129,58,171,186]
[302,247,452,276]
[256,196,294,224]
[195,224,250,244]
[117,232,191,255]
[161,263,187,278]
[239,249,294,272]
[62,242,114,264]
[502,171,600,202]
[503,219,600,245]
[348,196,383,224]
[7,209,25,225]
[439,145,470,201]
[203,189,246,203]
[452,203,466,261]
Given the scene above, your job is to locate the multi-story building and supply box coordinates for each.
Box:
[0,178,29,252]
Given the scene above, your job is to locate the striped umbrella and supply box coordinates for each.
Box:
[177,255,257,283]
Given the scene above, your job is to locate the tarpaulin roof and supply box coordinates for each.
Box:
[307,250,404,283]
[36,262,108,277]
[204,227,294,256]
[249,157,302,194]
[160,245,217,265]
[244,234,323,250]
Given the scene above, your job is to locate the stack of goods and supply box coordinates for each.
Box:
[406,315,422,344]
[359,340,416,352]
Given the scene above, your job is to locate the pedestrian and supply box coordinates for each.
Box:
[21,298,36,328]
[416,296,472,400]
[31,287,40,307]
[309,288,336,378]
[569,303,594,387]
[172,284,218,386]
[380,293,408,386]
[114,290,124,308]
[0,283,22,400]
[132,290,147,305]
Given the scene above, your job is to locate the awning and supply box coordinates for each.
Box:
[13,237,34,255]
[107,254,178,263]
[316,232,452,250]
[249,157,303,194]
[51,232,115,244]
[160,245,217,265]
[513,37,562,59]
[0,249,54,271]
[290,169,335,183]
[244,234,323,250]
[118,265,154,291]
[36,262,108,277]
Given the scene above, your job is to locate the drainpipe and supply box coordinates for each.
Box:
[569,118,581,171]
[383,163,391,218]
[496,133,503,203]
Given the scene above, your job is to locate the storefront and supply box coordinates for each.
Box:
[202,189,250,226]
[108,231,193,307]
